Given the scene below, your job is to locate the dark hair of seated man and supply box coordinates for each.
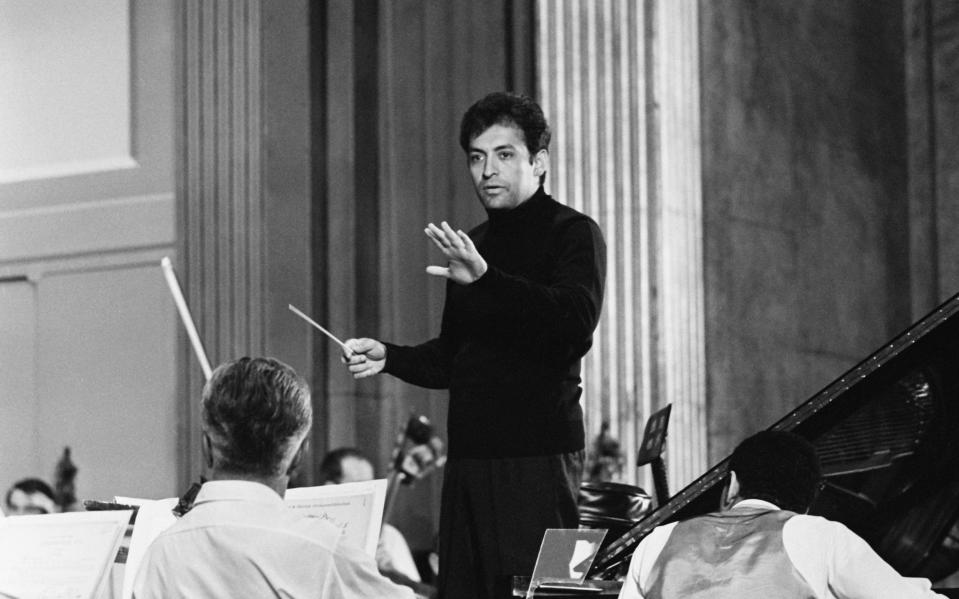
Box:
[201,356,312,489]
[133,357,414,599]
[727,429,823,513]
[318,447,374,485]
[5,477,57,515]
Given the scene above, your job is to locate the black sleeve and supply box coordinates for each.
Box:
[469,218,606,343]
[381,284,456,389]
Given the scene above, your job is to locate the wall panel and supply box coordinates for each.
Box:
[0,0,132,184]
[37,262,178,501]
[0,280,40,489]
[0,194,174,262]
[701,1,911,462]
[0,0,177,504]
[0,0,173,210]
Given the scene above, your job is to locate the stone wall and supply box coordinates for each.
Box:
[700,0,913,461]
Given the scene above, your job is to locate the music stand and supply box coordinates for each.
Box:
[635,404,672,507]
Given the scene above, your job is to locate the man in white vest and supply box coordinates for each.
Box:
[619,430,946,599]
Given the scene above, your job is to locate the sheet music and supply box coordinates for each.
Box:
[113,497,178,599]
[0,510,131,599]
[284,479,387,557]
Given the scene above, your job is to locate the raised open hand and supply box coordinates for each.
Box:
[424,221,487,285]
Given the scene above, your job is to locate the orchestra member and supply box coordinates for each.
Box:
[133,357,412,599]
[320,447,436,598]
[3,478,57,516]
[618,430,947,599]
[343,91,606,599]
[319,447,377,486]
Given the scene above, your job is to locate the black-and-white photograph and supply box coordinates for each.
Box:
[1,1,958,598]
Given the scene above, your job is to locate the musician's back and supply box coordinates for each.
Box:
[133,480,411,599]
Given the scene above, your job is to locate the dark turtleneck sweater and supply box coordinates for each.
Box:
[383,188,606,459]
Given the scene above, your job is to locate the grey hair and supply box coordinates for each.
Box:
[202,357,312,477]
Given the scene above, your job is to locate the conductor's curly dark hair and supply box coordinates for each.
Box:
[459,92,551,185]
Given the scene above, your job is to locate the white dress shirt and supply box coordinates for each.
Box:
[619,499,946,599]
[377,523,422,582]
[133,480,413,598]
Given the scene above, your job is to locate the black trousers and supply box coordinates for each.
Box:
[437,451,584,599]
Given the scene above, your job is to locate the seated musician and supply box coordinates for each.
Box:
[3,478,57,516]
[619,430,946,599]
[133,357,412,598]
[320,447,436,598]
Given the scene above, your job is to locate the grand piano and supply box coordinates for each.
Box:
[588,290,959,592]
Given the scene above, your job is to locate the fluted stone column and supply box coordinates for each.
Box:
[175,0,313,487]
[536,0,706,490]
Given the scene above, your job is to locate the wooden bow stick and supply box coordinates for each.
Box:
[161,257,213,381]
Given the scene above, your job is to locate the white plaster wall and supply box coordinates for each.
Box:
[0,0,178,505]
[0,0,133,183]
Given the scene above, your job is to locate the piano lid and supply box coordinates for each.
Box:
[593,291,959,580]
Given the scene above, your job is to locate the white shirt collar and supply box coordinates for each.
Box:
[730,498,781,511]
[193,480,285,508]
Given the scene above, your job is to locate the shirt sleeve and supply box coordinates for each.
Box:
[470,218,606,345]
[786,516,948,599]
[327,540,416,599]
[382,337,451,389]
[377,524,421,582]
[618,524,677,599]
[131,551,160,599]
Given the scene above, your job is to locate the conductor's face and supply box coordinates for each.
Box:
[467,122,545,211]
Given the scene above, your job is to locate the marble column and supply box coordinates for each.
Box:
[536,0,706,491]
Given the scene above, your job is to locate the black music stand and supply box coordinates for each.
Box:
[635,404,672,507]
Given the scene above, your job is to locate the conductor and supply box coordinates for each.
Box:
[343,92,607,599]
